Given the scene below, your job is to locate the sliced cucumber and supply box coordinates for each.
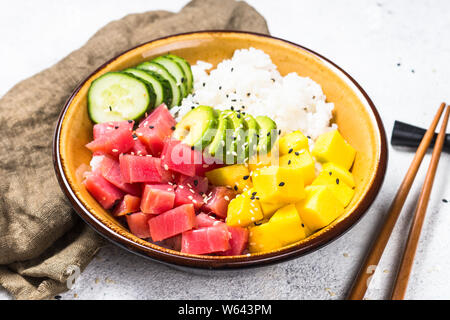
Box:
[88,72,151,124]
[152,56,187,98]
[165,54,193,94]
[137,62,181,107]
[123,68,166,108]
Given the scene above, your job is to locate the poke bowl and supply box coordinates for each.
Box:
[53,31,387,269]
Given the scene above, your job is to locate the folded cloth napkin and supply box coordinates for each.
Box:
[0,0,269,300]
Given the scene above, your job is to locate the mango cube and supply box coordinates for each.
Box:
[206,164,252,193]
[248,152,277,172]
[278,131,309,156]
[295,186,344,232]
[279,150,316,185]
[249,204,310,253]
[252,166,306,203]
[226,188,263,227]
[322,162,355,188]
[260,201,284,219]
[312,130,356,170]
[248,223,282,253]
[311,171,355,207]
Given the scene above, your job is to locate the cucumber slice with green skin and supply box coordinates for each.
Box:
[256,115,278,155]
[137,62,181,107]
[152,56,187,98]
[223,110,248,164]
[173,105,218,149]
[204,111,232,162]
[88,72,151,124]
[123,68,166,107]
[243,114,260,160]
[165,54,193,94]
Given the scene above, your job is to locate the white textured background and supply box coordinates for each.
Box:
[1,0,449,300]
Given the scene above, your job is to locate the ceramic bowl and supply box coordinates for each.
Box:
[53,31,387,269]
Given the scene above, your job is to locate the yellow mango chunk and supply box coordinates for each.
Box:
[226,188,263,227]
[260,201,284,219]
[248,223,282,253]
[322,162,355,188]
[311,171,355,207]
[249,204,309,253]
[252,166,306,203]
[312,130,356,170]
[248,152,276,172]
[278,131,309,156]
[206,164,252,193]
[279,150,316,185]
[295,186,344,232]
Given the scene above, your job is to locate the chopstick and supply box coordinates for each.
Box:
[391,105,450,299]
[347,102,447,300]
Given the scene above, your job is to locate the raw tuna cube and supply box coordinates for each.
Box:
[161,235,182,251]
[83,172,124,209]
[202,187,236,218]
[86,125,134,156]
[99,155,141,195]
[195,213,222,228]
[219,226,249,256]
[113,195,141,216]
[148,204,196,241]
[75,163,91,184]
[174,185,204,210]
[141,184,175,214]
[126,212,151,239]
[119,154,167,184]
[136,104,176,156]
[181,224,231,255]
[130,138,149,156]
[161,139,201,177]
[177,174,209,194]
[93,121,134,140]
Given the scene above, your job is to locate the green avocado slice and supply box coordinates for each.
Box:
[204,111,232,162]
[256,115,278,155]
[222,110,248,164]
[243,114,260,160]
[173,105,218,149]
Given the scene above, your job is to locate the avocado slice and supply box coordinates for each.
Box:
[223,110,248,164]
[243,114,260,160]
[256,116,278,155]
[173,106,218,148]
[204,111,232,162]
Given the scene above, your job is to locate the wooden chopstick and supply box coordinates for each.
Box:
[347,102,447,300]
[391,105,450,300]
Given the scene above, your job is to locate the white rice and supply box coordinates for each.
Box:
[171,47,337,140]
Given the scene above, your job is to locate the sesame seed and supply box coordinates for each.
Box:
[279,182,285,187]
[288,148,293,154]
[149,126,154,129]
[443,199,448,203]
[178,185,184,189]
[112,149,118,153]
[336,178,340,185]
[234,185,238,191]
[243,175,249,180]
[224,196,230,201]
[171,126,176,131]
[288,160,291,165]
[128,120,133,123]
[194,180,198,186]
[164,164,169,171]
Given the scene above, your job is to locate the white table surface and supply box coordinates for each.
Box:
[1,0,449,300]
